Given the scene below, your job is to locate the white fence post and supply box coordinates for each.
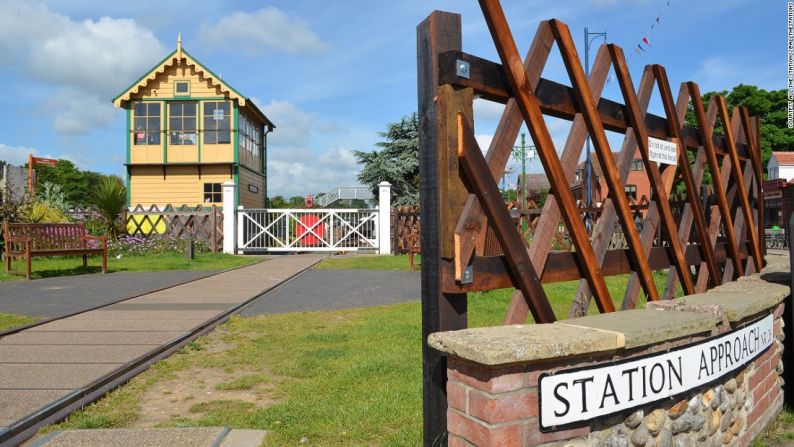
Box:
[222,181,236,254]
[237,206,244,254]
[378,181,391,255]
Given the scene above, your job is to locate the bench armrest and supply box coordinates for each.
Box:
[83,235,107,249]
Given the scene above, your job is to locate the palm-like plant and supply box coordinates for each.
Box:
[92,176,126,239]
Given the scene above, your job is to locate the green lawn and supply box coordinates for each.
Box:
[48,266,682,446]
[317,254,420,271]
[0,252,262,282]
[0,312,40,331]
[753,407,794,446]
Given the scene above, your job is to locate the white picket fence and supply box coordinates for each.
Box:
[237,208,380,252]
[221,181,392,254]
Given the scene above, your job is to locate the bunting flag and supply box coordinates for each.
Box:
[627,0,672,64]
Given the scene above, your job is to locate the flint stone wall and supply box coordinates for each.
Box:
[429,254,790,447]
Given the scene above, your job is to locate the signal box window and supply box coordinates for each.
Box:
[204,183,222,203]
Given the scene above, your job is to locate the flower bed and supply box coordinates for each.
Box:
[107,235,210,257]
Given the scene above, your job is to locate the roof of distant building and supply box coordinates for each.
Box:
[771,151,794,165]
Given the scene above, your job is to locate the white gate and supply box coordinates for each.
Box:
[237,208,380,252]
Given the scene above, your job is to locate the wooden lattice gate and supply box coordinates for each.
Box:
[418,5,764,446]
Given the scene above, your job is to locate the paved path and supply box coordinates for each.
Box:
[0,254,324,446]
[30,427,266,447]
[241,269,419,315]
[0,270,223,318]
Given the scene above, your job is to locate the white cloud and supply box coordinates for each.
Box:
[48,90,116,134]
[0,0,165,135]
[473,98,506,123]
[0,144,61,166]
[475,134,494,152]
[262,99,361,197]
[199,7,328,54]
[263,99,315,148]
[692,56,779,92]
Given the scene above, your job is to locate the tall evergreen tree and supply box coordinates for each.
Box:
[354,113,419,206]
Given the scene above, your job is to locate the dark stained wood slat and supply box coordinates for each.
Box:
[453,21,555,281]
[716,96,762,270]
[741,108,766,260]
[607,45,693,298]
[440,242,750,294]
[652,65,720,288]
[437,50,753,161]
[667,95,717,297]
[688,82,744,277]
[457,114,556,323]
[621,72,688,308]
[416,11,467,447]
[477,1,615,312]
[752,115,765,256]
[507,44,612,323]
[550,24,659,302]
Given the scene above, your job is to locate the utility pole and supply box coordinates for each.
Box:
[512,133,535,211]
[584,27,607,230]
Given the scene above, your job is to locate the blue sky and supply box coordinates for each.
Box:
[0,0,782,197]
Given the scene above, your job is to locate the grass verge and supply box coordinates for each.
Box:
[317,254,419,271]
[0,252,262,282]
[753,407,794,446]
[48,270,681,446]
[0,312,40,331]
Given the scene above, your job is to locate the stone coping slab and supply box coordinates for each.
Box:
[429,254,789,367]
[428,323,624,366]
[663,290,787,323]
[556,309,714,349]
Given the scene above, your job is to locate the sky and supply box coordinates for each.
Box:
[0,0,783,198]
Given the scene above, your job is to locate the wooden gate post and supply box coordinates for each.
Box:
[418,11,470,446]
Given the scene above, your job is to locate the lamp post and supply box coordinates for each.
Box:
[512,133,536,212]
[584,27,607,224]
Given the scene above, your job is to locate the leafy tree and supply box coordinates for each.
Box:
[684,84,794,175]
[289,196,305,208]
[268,195,287,208]
[92,176,127,239]
[354,113,419,206]
[33,160,103,207]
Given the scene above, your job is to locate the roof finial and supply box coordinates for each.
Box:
[177,32,182,57]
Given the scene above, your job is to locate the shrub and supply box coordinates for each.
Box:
[92,176,126,239]
[20,201,69,223]
[37,182,70,212]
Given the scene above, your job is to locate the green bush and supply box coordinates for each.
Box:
[92,176,126,239]
[20,201,69,223]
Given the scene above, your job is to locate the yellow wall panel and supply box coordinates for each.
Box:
[130,146,164,163]
[168,146,198,163]
[201,144,234,163]
[130,165,233,207]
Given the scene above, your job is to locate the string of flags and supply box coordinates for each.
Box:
[627,0,671,64]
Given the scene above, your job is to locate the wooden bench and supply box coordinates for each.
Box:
[3,222,107,280]
[407,232,421,272]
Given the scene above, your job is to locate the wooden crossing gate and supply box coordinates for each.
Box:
[417,3,764,445]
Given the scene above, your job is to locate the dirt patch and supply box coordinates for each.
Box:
[134,367,279,427]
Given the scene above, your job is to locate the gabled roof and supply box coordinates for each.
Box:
[516,173,551,191]
[771,151,794,166]
[112,44,246,107]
